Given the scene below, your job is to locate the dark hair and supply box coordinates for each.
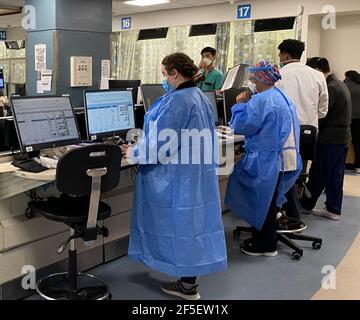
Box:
[345,70,360,84]
[162,53,198,79]
[306,57,331,73]
[278,39,305,60]
[201,47,217,56]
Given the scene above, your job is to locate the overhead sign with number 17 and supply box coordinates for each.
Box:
[237,4,252,20]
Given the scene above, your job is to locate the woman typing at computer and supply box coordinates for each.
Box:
[121,52,227,301]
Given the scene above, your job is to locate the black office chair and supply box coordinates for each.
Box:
[30,144,121,300]
[233,125,323,260]
[275,125,323,260]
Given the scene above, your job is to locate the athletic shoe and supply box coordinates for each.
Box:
[312,207,341,221]
[161,280,201,300]
[240,244,278,257]
[276,216,307,234]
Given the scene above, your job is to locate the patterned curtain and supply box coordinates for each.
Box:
[111,30,139,80]
[215,22,231,75]
[111,26,216,84]
[111,21,297,83]
[0,42,26,84]
[232,20,255,67]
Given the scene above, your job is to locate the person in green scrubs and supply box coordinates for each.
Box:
[197,47,225,93]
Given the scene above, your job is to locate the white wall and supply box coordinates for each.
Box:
[306,15,322,58]
[319,14,360,79]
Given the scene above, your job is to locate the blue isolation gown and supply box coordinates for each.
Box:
[225,87,302,230]
[128,85,227,277]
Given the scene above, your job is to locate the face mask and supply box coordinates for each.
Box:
[248,82,257,94]
[202,57,212,67]
[162,79,174,93]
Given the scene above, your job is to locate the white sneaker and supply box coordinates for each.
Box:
[301,208,314,215]
[312,208,341,221]
[355,168,360,174]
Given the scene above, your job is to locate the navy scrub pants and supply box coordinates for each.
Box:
[300,143,348,215]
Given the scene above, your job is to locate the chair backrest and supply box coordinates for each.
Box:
[299,125,318,162]
[56,144,121,195]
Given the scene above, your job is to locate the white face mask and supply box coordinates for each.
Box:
[248,82,257,94]
[202,57,212,67]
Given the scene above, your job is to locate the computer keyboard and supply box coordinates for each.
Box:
[12,159,48,173]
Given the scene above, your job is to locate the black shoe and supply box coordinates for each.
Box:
[240,243,278,257]
[242,237,253,247]
[277,216,307,234]
[161,280,201,300]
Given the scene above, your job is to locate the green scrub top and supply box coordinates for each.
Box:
[199,68,225,91]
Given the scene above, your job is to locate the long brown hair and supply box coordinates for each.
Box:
[162,53,198,79]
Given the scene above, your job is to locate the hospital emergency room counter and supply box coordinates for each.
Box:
[0,135,242,299]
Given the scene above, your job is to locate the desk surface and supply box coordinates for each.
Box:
[0,132,243,183]
[0,159,133,182]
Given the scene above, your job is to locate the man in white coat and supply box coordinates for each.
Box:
[276,39,329,232]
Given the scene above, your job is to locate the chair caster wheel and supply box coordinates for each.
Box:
[292,252,302,260]
[312,241,322,250]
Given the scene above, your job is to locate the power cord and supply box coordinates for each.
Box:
[25,189,43,219]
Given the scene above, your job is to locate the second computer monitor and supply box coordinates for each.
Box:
[140,84,166,111]
[84,89,136,141]
[11,96,80,153]
[109,80,141,104]
[203,91,219,125]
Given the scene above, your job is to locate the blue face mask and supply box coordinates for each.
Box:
[162,79,174,93]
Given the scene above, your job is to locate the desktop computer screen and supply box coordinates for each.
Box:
[140,84,166,111]
[109,80,141,104]
[11,96,80,153]
[84,89,136,140]
[203,91,219,124]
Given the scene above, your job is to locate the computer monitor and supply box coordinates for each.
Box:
[0,69,4,89]
[223,88,248,125]
[140,84,166,111]
[109,80,141,104]
[203,91,219,124]
[84,89,136,141]
[221,64,249,92]
[15,83,26,96]
[11,96,81,154]
[2,118,19,151]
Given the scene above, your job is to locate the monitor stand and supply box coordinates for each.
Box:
[103,136,126,146]
[11,150,48,172]
[14,150,40,161]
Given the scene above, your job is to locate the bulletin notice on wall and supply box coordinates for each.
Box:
[35,44,46,71]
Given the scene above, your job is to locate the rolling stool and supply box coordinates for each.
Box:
[233,125,323,260]
[30,144,121,300]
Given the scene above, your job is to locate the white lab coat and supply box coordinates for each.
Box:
[277,62,329,128]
